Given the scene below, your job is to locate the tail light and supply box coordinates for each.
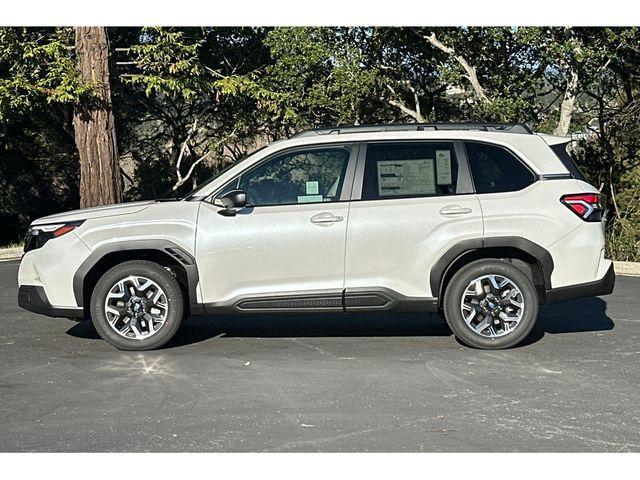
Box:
[560,193,606,222]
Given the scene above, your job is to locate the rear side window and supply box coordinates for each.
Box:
[361,142,459,200]
[550,143,586,181]
[465,142,535,194]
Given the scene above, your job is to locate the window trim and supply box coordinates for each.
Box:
[207,142,359,208]
[463,140,538,195]
[351,139,474,202]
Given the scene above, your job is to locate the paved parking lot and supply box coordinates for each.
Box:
[1,259,639,452]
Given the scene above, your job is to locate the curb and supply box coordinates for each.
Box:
[0,247,23,261]
[614,261,640,277]
[2,246,640,275]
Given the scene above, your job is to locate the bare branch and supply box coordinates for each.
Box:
[384,84,426,122]
[172,124,238,191]
[423,31,490,104]
[174,118,199,187]
[173,151,212,190]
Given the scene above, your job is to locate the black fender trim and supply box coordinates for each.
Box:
[429,236,555,299]
[72,240,199,308]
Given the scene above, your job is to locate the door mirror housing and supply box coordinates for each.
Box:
[217,190,247,216]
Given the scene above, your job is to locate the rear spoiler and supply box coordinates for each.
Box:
[537,133,572,147]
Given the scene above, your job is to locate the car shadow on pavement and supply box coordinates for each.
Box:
[66,296,614,349]
[519,296,614,347]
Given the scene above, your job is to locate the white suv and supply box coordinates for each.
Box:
[18,123,615,350]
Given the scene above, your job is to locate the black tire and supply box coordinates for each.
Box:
[443,259,539,349]
[90,260,185,351]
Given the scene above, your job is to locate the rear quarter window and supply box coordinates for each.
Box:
[465,142,536,194]
[550,142,587,182]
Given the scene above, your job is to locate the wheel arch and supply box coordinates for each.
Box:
[73,240,199,315]
[430,237,554,305]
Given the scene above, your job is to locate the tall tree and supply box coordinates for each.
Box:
[73,27,122,207]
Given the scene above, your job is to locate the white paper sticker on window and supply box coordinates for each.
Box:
[377,159,435,196]
[297,195,323,203]
[436,150,452,185]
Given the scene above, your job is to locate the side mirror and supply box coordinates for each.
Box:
[217,189,247,216]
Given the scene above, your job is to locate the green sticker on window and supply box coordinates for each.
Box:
[306,181,319,195]
[297,195,323,203]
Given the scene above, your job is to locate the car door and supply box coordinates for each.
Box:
[343,140,483,307]
[195,143,357,311]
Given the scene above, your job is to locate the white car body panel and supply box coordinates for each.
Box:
[32,200,156,225]
[18,232,92,308]
[344,195,483,297]
[19,201,200,307]
[195,201,350,303]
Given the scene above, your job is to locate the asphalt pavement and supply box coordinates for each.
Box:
[1,259,639,452]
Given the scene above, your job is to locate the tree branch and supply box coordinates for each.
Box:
[554,65,579,136]
[384,84,426,122]
[423,31,490,104]
[554,33,583,136]
[172,123,238,191]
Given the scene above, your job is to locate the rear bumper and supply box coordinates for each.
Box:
[545,263,615,304]
[18,285,84,318]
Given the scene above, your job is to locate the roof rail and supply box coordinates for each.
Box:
[291,122,533,138]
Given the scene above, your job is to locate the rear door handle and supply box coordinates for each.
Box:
[310,212,344,226]
[439,205,473,216]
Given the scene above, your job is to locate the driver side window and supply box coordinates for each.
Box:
[237,146,351,207]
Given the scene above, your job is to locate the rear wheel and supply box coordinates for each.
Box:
[443,259,539,349]
[90,260,185,350]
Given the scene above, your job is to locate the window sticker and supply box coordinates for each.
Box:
[305,181,319,195]
[377,159,435,196]
[436,150,453,185]
[297,195,324,203]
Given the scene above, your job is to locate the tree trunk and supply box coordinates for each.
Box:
[73,27,123,208]
[554,66,579,137]
[423,31,491,105]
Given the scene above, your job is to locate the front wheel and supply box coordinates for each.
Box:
[90,260,185,351]
[443,259,539,349]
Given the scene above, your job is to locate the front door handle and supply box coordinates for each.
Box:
[439,205,473,216]
[310,212,344,226]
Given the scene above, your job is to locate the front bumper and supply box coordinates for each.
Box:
[545,263,615,304]
[18,285,84,318]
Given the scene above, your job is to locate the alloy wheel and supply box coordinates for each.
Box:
[104,275,168,340]
[459,274,525,338]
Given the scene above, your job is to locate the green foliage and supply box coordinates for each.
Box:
[1,27,83,244]
[126,27,206,99]
[253,27,380,130]
[1,26,640,259]
[0,27,93,122]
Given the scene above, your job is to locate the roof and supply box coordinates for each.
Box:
[291,123,533,138]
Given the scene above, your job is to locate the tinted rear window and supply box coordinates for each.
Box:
[550,143,586,181]
[465,142,536,194]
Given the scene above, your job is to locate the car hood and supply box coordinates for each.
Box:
[32,200,161,225]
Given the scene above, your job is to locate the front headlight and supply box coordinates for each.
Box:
[24,221,85,253]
